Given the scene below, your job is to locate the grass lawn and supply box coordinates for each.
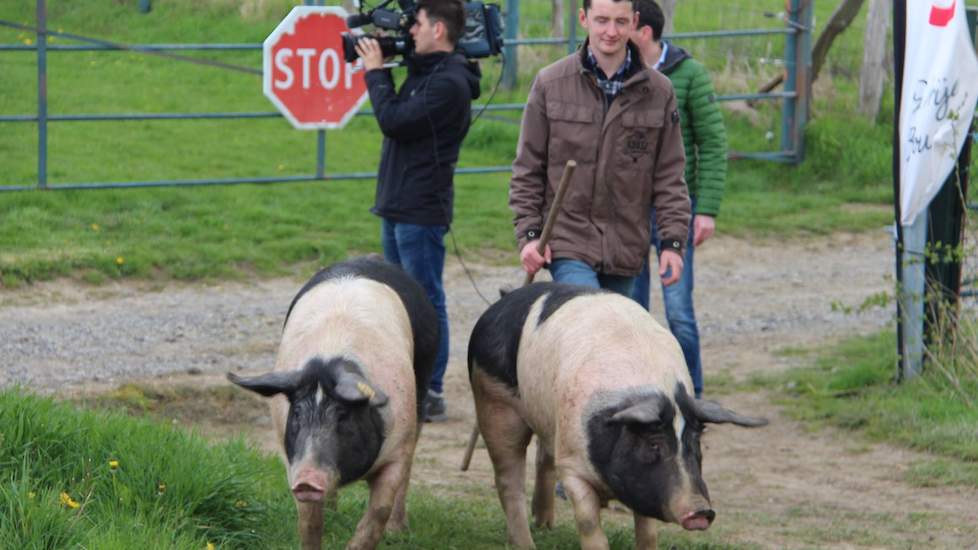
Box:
[0,388,750,549]
[758,322,978,489]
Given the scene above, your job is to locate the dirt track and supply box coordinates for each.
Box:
[2,230,976,548]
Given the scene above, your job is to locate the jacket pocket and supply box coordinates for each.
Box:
[618,111,663,173]
[546,102,599,166]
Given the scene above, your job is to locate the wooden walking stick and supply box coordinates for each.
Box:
[521,159,577,286]
[460,159,577,471]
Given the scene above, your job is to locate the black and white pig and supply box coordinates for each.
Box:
[228,256,438,550]
[468,282,767,550]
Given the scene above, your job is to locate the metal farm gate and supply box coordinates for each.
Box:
[0,0,812,191]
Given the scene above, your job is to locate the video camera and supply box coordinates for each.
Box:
[342,0,504,63]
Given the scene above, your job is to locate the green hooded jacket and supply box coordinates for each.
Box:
[658,42,727,217]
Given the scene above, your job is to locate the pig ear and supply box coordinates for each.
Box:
[608,401,665,426]
[227,371,302,397]
[693,399,768,427]
[608,394,668,425]
[334,373,389,407]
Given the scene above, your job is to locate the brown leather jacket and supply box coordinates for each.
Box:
[509,42,690,277]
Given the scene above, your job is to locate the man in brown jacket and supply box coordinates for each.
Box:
[509,0,690,295]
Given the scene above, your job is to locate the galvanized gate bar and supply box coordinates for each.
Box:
[0,43,261,51]
[0,166,515,192]
[502,0,518,88]
[0,28,795,52]
[0,113,284,122]
[780,0,813,162]
[0,92,792,123]
[35,0,47,188]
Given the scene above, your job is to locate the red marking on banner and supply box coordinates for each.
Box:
[929,0,955,27]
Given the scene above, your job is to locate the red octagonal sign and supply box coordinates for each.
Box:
[263,6,367,129]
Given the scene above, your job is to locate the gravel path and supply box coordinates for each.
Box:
[0,231,893,392]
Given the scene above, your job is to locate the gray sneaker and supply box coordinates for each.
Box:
[423,390,448,423]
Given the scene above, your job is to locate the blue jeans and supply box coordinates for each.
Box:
[631,201,702,398]
[548,258,636,298]
[381,219,449,394]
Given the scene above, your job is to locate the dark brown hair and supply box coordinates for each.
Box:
[634,0,665,41]
[583,0,633,12]
[417,0,467,46]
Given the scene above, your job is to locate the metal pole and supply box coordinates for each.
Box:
[36,0,48,189]
[900,214,927,380]
[780,0,798,159]
[567,0,577,54]
[305,0,325,180]
[316,130,326,179]
[892,0,907,382]
[792,0,812,163]
[502,0,518,89]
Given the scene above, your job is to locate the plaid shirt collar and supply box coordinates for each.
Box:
[585,46,632,102]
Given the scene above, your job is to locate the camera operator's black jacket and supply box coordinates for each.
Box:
[365,51,481,226]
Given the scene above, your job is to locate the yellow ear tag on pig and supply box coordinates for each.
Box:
[357,382,375,400]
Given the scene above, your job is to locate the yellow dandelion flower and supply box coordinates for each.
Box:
[23,38,32,46]
[27,491,36,499]
[91,223,100,232]
[59,492,80,509]
[115,257,125,265]
[235,499,248,508]
[207,543,216,550]
[108,459,119,470]
[157,482,166,494]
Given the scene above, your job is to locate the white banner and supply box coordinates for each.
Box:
[899,0,978,226]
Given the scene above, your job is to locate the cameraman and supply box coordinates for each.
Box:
[354,0,481,422]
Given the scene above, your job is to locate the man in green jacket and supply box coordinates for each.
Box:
[630,0,728,398]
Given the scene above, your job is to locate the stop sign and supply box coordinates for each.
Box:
[263,6,368,129]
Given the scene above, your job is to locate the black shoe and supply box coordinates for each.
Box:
[423,390,448,423]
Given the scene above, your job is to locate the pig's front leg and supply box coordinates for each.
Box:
[385,434,419,533]
[633,512,658,550]
[562,476,609,550]
[296,499,324,550]
[347,459,408,550]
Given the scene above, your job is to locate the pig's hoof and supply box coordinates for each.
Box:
[533,516,554,529]
[385,518,408,533]
[507,536,536,550]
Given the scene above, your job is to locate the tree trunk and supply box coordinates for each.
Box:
[755,0,866,95]
[811,0,866,82]
[552,0,564,38]
[858,0,890,118]
[661,0,677,36]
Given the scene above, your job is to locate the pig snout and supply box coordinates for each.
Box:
[680,508,715,531]
[291,468,332,502]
